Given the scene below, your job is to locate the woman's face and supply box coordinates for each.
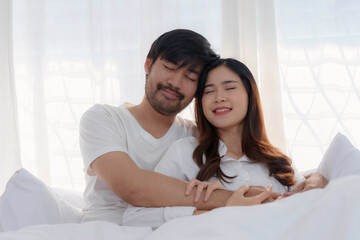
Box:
[202,65,248,133]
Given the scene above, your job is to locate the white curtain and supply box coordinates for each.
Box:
[0,0,21,194]
[275,0,360,170]
[221,0,286,152]
[2,0,359,191]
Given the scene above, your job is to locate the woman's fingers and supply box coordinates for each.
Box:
[186,179,225,202]
[204,182,225,202]
[252,189,271,204]
[226,185,277,207]
[225,186,249,206]
[194,181,208,202]
[284,182,304,197]
[234,185,250,196]
[185,179,200,196]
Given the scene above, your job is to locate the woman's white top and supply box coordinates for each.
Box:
[122,136,304,228]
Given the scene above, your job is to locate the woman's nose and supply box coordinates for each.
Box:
[214,91,226,103]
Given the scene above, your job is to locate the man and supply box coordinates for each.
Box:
[79,29,327,225]
[80,29,233,224]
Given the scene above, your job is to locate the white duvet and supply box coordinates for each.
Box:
[146,174,360,240]
[0,221,152,240]
[1,175,359,240]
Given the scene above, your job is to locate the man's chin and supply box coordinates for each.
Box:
[153,102,184,116]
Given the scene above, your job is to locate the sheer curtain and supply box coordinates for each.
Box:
[223,0,360,171]
[0,0,21,194]
[222,0,286,152]
[275,0,360,170]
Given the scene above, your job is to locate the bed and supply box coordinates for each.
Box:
[1,132,360,240]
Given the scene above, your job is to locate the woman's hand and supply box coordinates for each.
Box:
[185,179,225,202]
[226,184,273,206]
[244,185,282,203]
[284,172,328,197]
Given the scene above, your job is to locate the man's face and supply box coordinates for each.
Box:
[144,58,201,116]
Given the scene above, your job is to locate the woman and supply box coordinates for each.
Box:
[122,58,304,228]
[155,58,303,197]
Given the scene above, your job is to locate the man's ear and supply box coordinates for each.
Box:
[144,58,153,74]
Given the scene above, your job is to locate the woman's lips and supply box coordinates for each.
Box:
[213,107,231,115]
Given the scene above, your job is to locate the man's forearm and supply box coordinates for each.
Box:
[91,152,232,210]
[127,169,232,210]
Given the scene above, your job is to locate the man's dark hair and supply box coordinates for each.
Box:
[147,29,218,70]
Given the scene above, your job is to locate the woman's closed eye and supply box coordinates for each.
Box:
[226,87,236,90]
[204,89,215,95]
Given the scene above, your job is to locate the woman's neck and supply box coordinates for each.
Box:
[218,126,244,159]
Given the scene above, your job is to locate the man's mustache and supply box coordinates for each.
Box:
[157,83,185,100]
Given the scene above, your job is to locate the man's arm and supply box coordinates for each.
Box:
[91,151,232,210]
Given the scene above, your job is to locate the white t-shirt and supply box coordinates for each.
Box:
[79,104,196,224]
[122,136,304,228]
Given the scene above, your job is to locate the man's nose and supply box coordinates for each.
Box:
[167,72,182,89]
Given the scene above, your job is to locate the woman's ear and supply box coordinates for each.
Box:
[144,58,153,74]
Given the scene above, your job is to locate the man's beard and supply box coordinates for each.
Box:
[145,79,186,116]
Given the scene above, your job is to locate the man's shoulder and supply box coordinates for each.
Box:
[86,103,123,114]
[82,103,127,119]
[80,104,130,131]
[172,136,198,149]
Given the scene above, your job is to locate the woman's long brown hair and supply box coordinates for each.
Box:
[193,58,296,186]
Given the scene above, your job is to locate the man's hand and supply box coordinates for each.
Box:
[245,185,282,203]
[284,172,328,197]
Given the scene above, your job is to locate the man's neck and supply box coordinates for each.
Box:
[126,98,176,139]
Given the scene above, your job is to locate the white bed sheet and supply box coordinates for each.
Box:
[146,175,360,240]
[0,221,152,240]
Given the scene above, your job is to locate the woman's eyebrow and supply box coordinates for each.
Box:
[222,80,240,85]
[204,83,214,88]
[205,80,239,88]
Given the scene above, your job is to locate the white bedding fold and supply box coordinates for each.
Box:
[146,175,360,240]
[0,221,152,240]
[1,175,359,240]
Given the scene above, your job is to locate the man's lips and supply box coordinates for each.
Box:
[213,107,232,115]
[161,88,180,99]
[157,83,185,100]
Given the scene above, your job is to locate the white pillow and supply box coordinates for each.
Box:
[53,187,85,209]
[0,168,83,232]
[318,132,360,180]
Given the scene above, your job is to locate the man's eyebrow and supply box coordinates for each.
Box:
[187,68,200,75]
[162,59,179,66]
[162,59,200,75]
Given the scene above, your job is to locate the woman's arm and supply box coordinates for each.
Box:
[284,172,328,196]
